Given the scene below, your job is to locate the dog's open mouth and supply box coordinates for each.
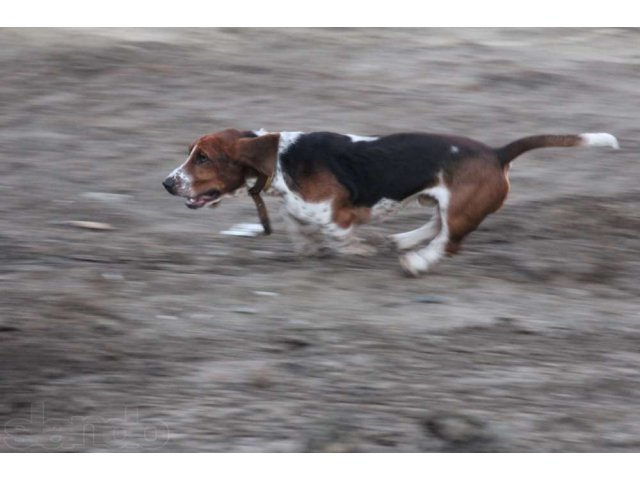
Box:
[185,190,221,209]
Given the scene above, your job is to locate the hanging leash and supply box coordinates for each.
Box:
[248,173,273,235]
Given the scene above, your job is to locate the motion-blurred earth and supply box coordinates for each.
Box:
[1,28,639,451]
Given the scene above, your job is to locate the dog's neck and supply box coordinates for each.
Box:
[268,131,305,197]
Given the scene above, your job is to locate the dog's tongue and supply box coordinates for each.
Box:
[186,190,221,209]
[186,196,211,209]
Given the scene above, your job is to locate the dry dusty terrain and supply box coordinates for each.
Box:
[0,28,639,452]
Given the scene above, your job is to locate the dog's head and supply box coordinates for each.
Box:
[163,128,279,209]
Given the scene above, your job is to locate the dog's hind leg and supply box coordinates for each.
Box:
[390,209,441,250]
[398,186,451,276]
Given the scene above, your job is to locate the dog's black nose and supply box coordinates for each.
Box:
[163,177,177,194]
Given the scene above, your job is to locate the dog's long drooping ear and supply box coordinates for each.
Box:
[233,134,280,178]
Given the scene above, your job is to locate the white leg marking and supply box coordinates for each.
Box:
[283,195,375,256]
[283,211,324,256]
[323,223,376,256]
[391,210,441,250]
[279,189,366,255]
[399,185,451,276]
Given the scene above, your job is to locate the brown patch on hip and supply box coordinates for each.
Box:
[444,156,510,249]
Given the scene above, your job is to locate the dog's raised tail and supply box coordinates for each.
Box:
[495,133,619,167]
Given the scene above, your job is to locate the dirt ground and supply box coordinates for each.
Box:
[1,28,639,452]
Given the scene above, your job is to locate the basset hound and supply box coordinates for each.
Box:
[163,128,618,276]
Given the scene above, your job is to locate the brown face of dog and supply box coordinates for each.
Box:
[162,129,279,209]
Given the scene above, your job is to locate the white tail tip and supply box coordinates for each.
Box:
[580,133,620,149]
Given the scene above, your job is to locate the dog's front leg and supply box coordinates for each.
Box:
[282,210,325,256]
[283,196,375,256]
[320,222,376,256]
[284,214,374,256]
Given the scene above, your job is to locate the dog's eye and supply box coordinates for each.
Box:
[194,153,209,165]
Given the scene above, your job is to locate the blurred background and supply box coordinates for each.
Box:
[0,28,639,452]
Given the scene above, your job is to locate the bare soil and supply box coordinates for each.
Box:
[1,28,639,452]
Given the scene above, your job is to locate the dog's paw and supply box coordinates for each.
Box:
[399,252,427,277]
[338,242,377,256]
[390,232,426,251]
[389,233,411,251]
[291,237,330,257]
